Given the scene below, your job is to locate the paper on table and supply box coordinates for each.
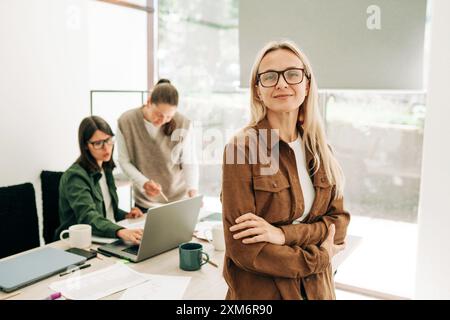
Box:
[49,263,148,300]
[194,221,220,241]
[117,216,146,229]
[120,274,191,300]
[92,236,117,244]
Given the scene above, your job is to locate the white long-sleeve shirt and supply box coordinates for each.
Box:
[99,170,115,222]
[117,118,199,193]
[287,135,316,223]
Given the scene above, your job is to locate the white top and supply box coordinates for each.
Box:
[117,118,199,192]
[99,170,115,222]
[287,135,316,222]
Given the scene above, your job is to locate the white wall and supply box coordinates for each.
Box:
[0,0,148,244]
[415,0,450,299]
[0,0,90,244]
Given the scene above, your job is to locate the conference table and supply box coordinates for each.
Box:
[0,198,360,301]
[0,237,228,300]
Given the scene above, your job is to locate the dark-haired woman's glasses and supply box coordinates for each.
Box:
[88,137,115,150]
[257,68,308,88]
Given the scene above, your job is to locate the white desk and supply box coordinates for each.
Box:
[0,232,361,300]
[0,238,228,300]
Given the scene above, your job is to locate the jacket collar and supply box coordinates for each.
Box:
[90,168,119,206]
[253,117,314,168]
[89,170,102,183]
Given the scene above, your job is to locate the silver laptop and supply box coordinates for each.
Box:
[98,195,203,262]
[0,247,86,293]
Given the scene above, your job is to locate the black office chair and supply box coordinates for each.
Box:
[40,171,63,244]
[0,183,40,259]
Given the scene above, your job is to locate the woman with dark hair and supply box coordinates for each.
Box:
[56,116,144,243]
[117,79,198,212]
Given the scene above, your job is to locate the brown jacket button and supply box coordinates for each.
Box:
[272,182,278,188]
[321,177,326,182]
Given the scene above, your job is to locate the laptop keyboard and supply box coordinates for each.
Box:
[122,245,140,255]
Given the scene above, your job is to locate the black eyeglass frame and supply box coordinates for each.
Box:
[256,68,311,88]
[88,137,115,150]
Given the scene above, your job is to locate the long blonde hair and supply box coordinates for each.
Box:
[247,40,345,199]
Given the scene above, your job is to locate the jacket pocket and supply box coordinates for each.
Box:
[252,173,291,223]
[253,173,290,192]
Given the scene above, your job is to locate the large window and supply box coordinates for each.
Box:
[158,0,242,197]
[88,0,149,211]
[325,91,425,298]
[325,91,426,223]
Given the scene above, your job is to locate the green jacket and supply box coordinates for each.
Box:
[56,163,127,239]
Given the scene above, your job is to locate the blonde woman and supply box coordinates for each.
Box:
[221,40,350,300]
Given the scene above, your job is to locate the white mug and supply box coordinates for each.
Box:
[59,224,92,249]
[211,223,225,251]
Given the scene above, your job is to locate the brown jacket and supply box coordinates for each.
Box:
[221,118,350,300]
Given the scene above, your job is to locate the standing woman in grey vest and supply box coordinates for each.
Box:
[117,79,199,211]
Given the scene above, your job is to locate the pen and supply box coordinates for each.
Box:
[204,258,219,268]
[160,190,169,202]
[42,292,61,300]
[59,264,91,276]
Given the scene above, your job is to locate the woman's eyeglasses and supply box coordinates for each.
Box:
[257,68,309,88]
[88,137,115,150]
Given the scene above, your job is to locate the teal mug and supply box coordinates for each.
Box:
[179,242,209,271]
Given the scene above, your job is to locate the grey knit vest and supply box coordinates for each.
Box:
[118,106,191,208]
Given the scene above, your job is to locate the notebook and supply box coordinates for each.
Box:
[0,247,86,292]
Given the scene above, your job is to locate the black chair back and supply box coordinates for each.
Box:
[0,183,40,259]
[40,171,63,244]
